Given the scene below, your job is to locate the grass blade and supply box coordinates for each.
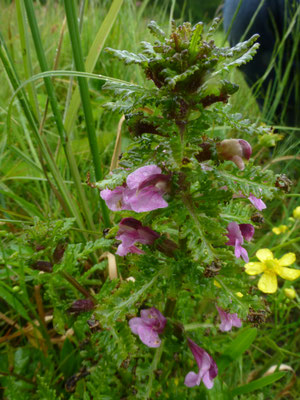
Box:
[15,0,40,121]
[63,0,110,227]
[231,372,286,396]
[0,32,84,232]
[217,328,258,373]
[23,0,96,232]
[63,0,123,134]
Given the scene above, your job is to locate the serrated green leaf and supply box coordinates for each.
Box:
[140,41,157,57]
[215,42,260,76]
[207,18,221,38]
[95,168,128,190]
[147,20,166,39]
[189,23,203,58]
[105,48,149,65]
[165,65,199,89]
[95,274,159,327]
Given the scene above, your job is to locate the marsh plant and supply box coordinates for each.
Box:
[89,20,293,398]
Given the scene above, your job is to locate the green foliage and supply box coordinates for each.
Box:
[88,18,287,399]
[0,2,299,399]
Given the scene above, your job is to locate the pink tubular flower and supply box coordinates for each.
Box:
[217,139,252,170]
[115,218,160,256]
[226,222,254,262]
[221,187,267,211]
[248,194,266,211]
[184,338,218,389]
[100,165,170,213]
[129,307,166,348]
[216,305,242,332]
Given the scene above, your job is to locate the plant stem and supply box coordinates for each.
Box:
[63,0,124,134]
[144,340,164,400]
[164,297,177,318]
[270,237,300,252]
[60,271,96,302]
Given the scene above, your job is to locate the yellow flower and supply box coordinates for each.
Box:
[245,249,300,294]
[284,288,296,299]
[272,225,288,235]
[293,206,300,219]
[236,292,243,298]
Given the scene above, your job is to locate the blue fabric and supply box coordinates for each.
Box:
[223,0,300,126]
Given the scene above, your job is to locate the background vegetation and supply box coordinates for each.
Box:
[0,0,299,398]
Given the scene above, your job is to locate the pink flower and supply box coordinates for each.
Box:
[100,186,130,211]
[216,305,242,332]
[115,218,160,256]
[226,222,254,262]
[184,338,218,389]
[248,194,266,211]
[129,307,166,348]
[217,139,252,170]
[100,165,170,213]
[221,187,267,211]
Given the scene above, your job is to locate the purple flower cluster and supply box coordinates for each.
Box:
[100,165,170,213]
[226,222,254,262]
[129,308,226,390]
[115,218,159,256]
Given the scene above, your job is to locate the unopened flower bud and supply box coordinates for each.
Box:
[68,299,95,313]
[293,206,300,219]
[217,139,252,170]
[275,174,292,192]
[284,288,296,299]
[53,242,67,264]
[156,237,178,257]
[31,260,53,273]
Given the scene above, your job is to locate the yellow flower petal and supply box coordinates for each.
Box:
[256,249,274,262]
[272,225,288,235]
[284,288,296,299]
[214,280,221,288]
[245,262,266,275]
[258,271,278,293]
[276,266,300,281]
[236,292,243,298]
[272,227,281,235]
[293,206,300,219]
[278,253,296,267]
